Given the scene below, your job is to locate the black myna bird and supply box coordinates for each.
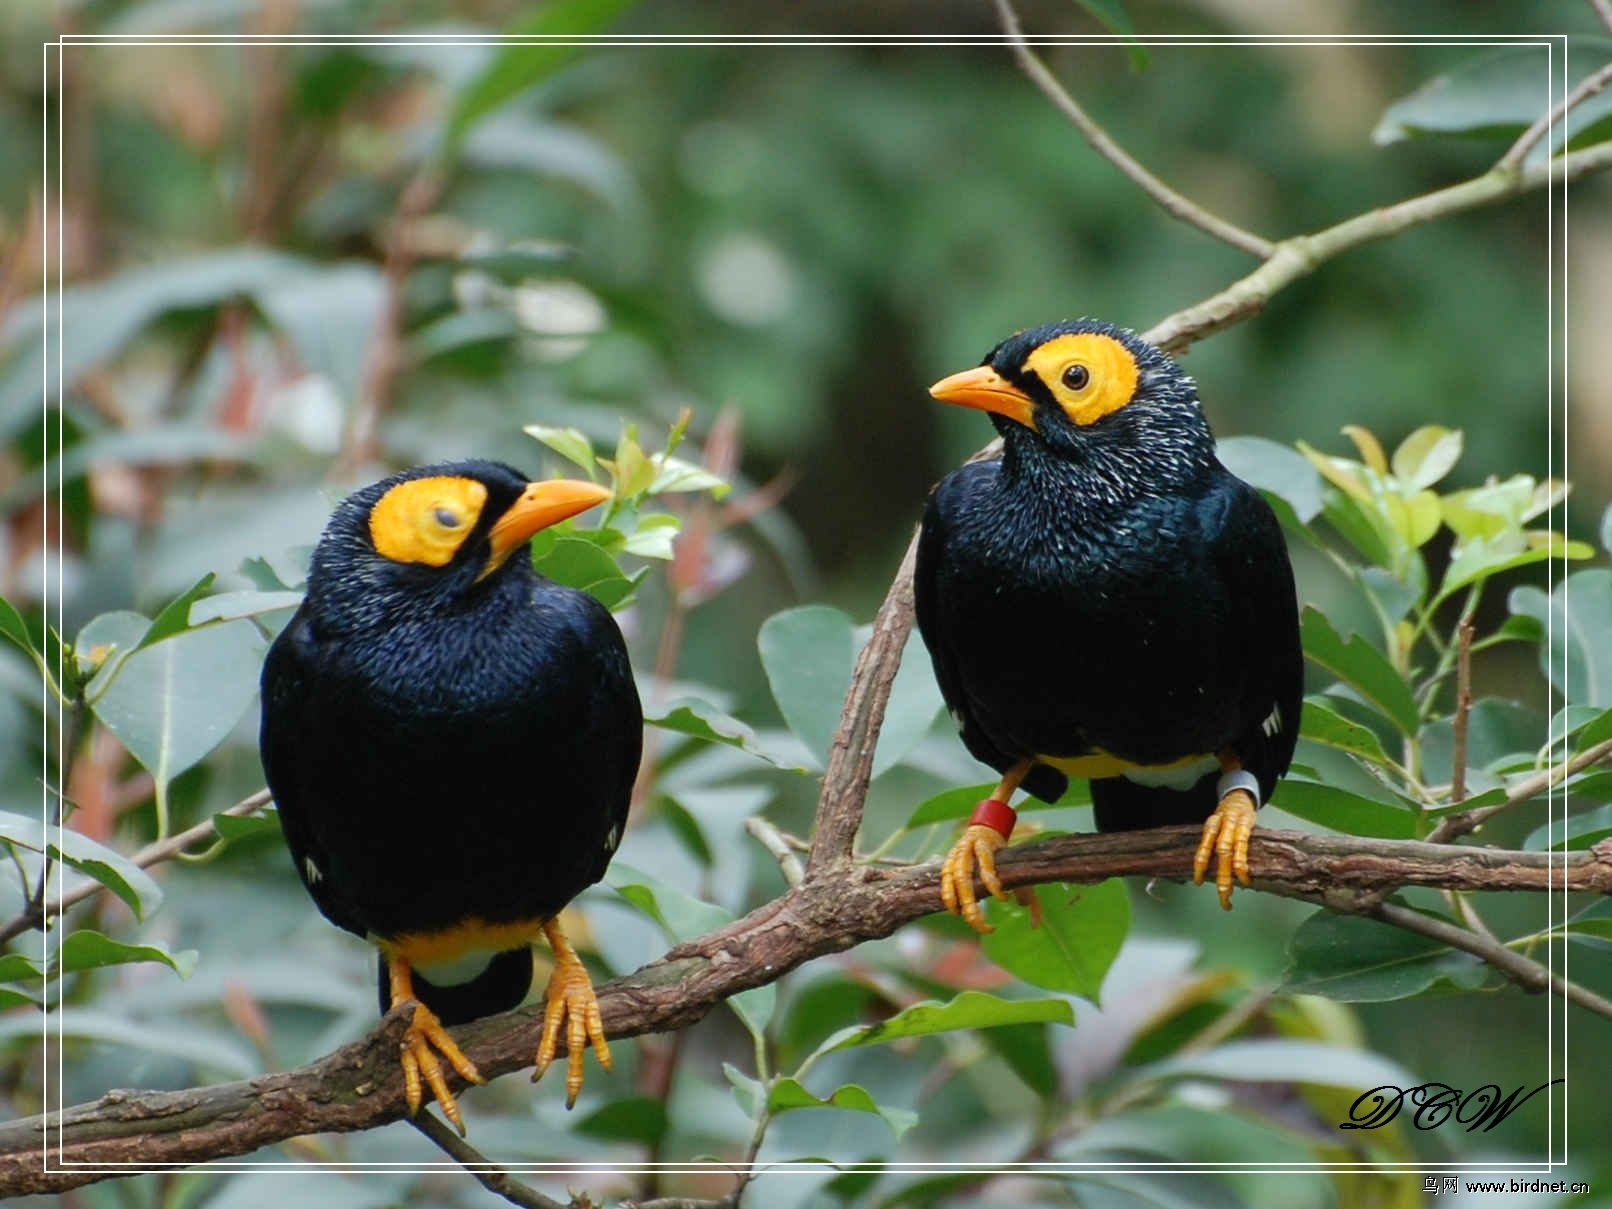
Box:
[916,320,1301,931]
[259,460,641,1129]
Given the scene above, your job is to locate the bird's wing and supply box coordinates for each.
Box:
[551,589,643,885]
[259,609,368,936]
[916,461,1065,799]
[1204,471,1304,799]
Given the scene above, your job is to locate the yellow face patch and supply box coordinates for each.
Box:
[1021,332,1140,427]
[368,475,489,567]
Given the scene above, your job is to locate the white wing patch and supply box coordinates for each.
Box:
[304,856,323,884]
[605,823,621,853]
[1261,702,1283,738]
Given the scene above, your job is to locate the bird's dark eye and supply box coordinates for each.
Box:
[433,508,461,529]
[1062,364,1091,391]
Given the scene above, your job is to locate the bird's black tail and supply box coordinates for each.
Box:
[1090,770,1221,832]
[377,947,535,1027]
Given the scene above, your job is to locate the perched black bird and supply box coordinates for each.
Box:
[916,320,1301,931]
[260,460,641,1129]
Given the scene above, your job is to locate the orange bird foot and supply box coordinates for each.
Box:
[940,823,1010,935]
[532,919,611,1108]
[388,959,484,1134]
[1193,786,1258,910]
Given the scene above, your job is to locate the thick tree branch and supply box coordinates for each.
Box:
[5,827,1609,1196]
[993,0,1276,259]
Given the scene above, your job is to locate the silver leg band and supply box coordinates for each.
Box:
[1217,769,1262,808]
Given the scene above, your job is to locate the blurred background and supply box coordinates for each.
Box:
[2,1,1609,1206]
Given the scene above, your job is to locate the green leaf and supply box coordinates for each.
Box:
[574,1096,668,1145]
[0,952,43,982]
[1390,426,1462,491]
[76,611,152,687]
[55,930,197,978]
[446,0,638,141]
[0,595,41,665]
[1268,778,1417,840]
[1524,802,1612,852]
[0,811,164,920]
[767,1078,918,1140]
[1510,569,1612,705]
[90,620,267,797]
[1072,0,1149,72]
[606,863,774,1038]
[649,455,730,499]
[1140,1038,1415,1093]
[213,807,281,842]
[1297,698,1394,768]
[188,590,303,626]
[138,574,216,649]
[645,698,810,772]
[1374,42,1612,162]
[819,989,1074,1055]
[1576,707,1612,754]
[1281,909,1485,1001]
[1299,608,1420,735]
[409,308,520,364]
[1439,533,1593,602]
[903,781,1089,829]
[758,607,941,776]
[621,513,681,560]
[982,879,1129,1001]
[758,605,853,766]
[533,536,629,596]
[1216,436,1322,524]
[523,424,599,477]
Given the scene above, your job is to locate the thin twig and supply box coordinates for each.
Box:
[745,817,805,886]
[0,790,272,945]
[1366,898,1612,1020]
[993,0,1276,259]
[1498,59,1612,173]
[1427,737,1612,844]
[1594,0,1612,35]
[1450,618,1475,806]
[408,1113,575,1209]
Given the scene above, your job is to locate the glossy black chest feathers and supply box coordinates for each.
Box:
[915,319,1302,812]
[259,460,642,943]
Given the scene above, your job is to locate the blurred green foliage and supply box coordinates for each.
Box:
[1,1,1609,1206]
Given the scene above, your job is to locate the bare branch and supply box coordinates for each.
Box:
[1594,0,1612,35]
[992,0,1276,259]
[1451,618,1476,805]
[806,536,919,874]
[1498,59,1612,174]
[408,1114,576,1209]
[4,826,1608,1196]
[745,816,805,886]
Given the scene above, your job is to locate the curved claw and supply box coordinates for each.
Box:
[939,823,1010,934]
[532,923,611,1108]
[1192,788,1258,910]
[399,1000,484,1135]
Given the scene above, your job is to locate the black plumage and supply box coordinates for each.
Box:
[260,458,640,1126]
[917,320,1302,922]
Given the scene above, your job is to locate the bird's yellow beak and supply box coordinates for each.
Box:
[481,479,612,579]
[928,365,1038,431]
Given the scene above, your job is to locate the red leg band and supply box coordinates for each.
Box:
[967,798,1017,840]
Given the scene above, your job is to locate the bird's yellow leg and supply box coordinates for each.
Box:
[939,759,1032,935]
[387,955,484,1134]
[532,918,611,1108]
[1193,752,1259,911]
